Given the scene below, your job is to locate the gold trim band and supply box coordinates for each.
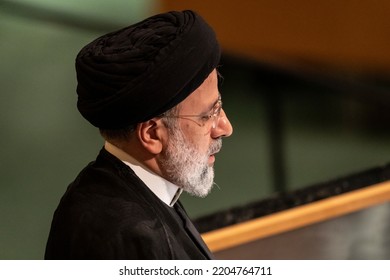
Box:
[202,181,390,252]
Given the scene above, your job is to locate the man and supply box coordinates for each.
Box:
[45,10,233,260]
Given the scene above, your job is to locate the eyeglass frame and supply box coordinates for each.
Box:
[160,96,223,129]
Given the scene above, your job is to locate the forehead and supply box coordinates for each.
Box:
[179,69,218,112]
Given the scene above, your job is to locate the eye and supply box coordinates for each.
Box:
[213,100,223,117]
[201,114,212,121]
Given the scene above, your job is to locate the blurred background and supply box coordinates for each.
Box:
[1,0,389,259]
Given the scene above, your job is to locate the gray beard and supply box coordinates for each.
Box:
[159,127,222,198]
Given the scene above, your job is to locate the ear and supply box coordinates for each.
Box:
[136,118,165,154]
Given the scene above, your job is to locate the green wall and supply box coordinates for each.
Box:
[1,1,389,259]
[0,0,155,260]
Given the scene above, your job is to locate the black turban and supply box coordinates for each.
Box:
[76,10,221,129]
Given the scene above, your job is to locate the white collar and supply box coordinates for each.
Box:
[104,141,182,207]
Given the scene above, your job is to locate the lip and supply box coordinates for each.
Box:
[208,154,216,165]
[209,155,215,165]
[208,147,221,165]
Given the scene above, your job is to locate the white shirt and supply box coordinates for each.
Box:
[104,141,182,207]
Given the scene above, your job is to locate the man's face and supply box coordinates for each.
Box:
[159,69,233,197]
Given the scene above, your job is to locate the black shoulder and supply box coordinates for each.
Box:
[45,150,174,259]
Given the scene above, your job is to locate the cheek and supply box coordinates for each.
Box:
[193,138,212,156]
[182,125,211,153]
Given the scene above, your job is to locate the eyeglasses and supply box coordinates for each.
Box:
[161,98,223,129]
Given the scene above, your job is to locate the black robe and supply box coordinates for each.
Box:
[45,148,213,259]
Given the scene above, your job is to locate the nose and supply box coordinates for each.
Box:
[211,109,233,138]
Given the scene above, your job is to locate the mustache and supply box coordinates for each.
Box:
[209,138,222,155]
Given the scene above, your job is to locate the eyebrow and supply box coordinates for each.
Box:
[205,94,221,114]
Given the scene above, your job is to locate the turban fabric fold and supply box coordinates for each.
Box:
[76,10,221,129]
